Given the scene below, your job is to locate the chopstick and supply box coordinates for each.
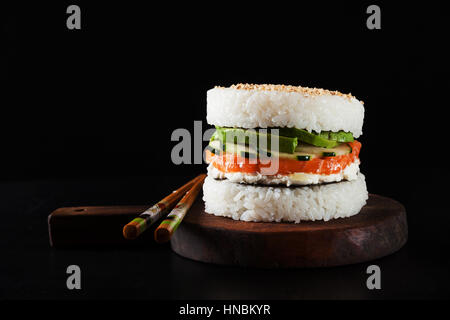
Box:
[122,174,204,240]
[154,174,206,243]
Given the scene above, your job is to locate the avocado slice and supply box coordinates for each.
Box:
[318,130,354,142]
[210,130,220,142]
[277,128,339,148]
[215,127,298,154]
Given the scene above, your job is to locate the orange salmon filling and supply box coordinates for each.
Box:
[206,141,361,176]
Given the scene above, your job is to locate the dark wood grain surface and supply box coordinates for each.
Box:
[171,194,408,268]
[48,205,150,247]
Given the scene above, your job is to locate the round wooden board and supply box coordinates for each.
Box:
[170,194,408,268]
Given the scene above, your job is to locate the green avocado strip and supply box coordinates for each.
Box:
[277,128,339,148]
[215,127,298,154]
[211,126,354,151]
[318,130,354,142]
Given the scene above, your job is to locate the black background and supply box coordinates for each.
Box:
[1,0,450,303]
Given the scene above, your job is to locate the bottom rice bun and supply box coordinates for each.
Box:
[203,174,368,223]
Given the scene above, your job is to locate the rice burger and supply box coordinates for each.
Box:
[203,83,368,223]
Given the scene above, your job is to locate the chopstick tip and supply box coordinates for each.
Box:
[154,228,171,243]
[123,224,138,240]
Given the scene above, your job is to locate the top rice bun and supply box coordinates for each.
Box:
[207,84,365,138]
